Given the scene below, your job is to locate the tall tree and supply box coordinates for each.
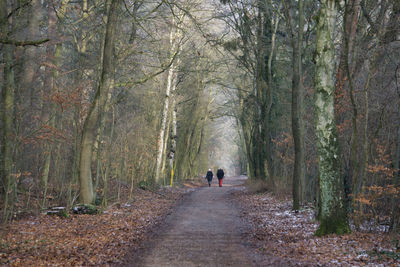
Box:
[20,0,42,108]
[79,0,119,204]
[314,0,350,235]
[335,0,361,200]
[1,0,16,221]
[155,10,183,184]
[283,0,305,211]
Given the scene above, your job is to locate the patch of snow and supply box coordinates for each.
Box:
[356,252,369,260]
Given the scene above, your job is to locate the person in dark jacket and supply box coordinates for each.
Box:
[205,169,213,187]
[216,168,224,187]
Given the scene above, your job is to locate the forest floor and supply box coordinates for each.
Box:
[1,176,399,266]
[234,179,400,266]
[0,181,200,266]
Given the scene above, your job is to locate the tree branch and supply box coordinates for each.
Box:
[115,49,179,87]
[0,38,50,46]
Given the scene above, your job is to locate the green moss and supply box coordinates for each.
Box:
[46,208,69,218]
[315,218,351,236]
[58,209,69,218]
[138,180,149,190]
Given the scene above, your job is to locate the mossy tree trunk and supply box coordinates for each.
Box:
[314,0,350,236]
[79,0,119,204]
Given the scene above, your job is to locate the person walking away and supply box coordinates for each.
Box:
[217,168,224,187]
[206,169,213,187]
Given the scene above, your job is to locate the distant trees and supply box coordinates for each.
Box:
[217,0,400,235]
[216,0,281,187]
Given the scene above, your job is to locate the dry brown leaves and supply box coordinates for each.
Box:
[0,187,188,266]
[235,190,400,266]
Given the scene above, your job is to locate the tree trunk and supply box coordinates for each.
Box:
[169,53,180,185]
[21,0,42,109]
[160,112,171,185]
[155,61,173,183]
[169,87,177,185]
[391,90,400,232]
[289,0,305,211]
[19,0,42,178]
[94,89,113,199]
[314,0,350,236]
[263,6,279,188]
[79,0,119,204]
[155,17,181,183]
[357,54,377,194]
[343,1,361,200]
[254,2,267,181]
[101,106,115,207]
[41,0,62,206]
[1,0,16,221]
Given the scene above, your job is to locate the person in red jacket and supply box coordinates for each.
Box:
[216,168,224,187]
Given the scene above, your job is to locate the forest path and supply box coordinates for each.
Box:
[125,176,260,266]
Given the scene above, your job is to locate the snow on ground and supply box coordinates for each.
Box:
[234,190,400,266]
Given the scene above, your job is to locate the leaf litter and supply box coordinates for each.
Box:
[0,185,197,266]
[234,190,400,266]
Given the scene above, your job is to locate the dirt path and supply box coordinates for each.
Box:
[125,176,258,266]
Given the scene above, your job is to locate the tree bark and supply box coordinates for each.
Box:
[155,15,181,183]
[168,52,181,185]
[41,0,63,205]
[21,0,42,108]
[1,0,16,221]
[79,0,119,204]
[263,4,279,188]
[314,0,350,236]
[101,106,115,207]
[344,0,361,200]
[285,0,305,211]
[391,83,400,232]
[169,85,177,185]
